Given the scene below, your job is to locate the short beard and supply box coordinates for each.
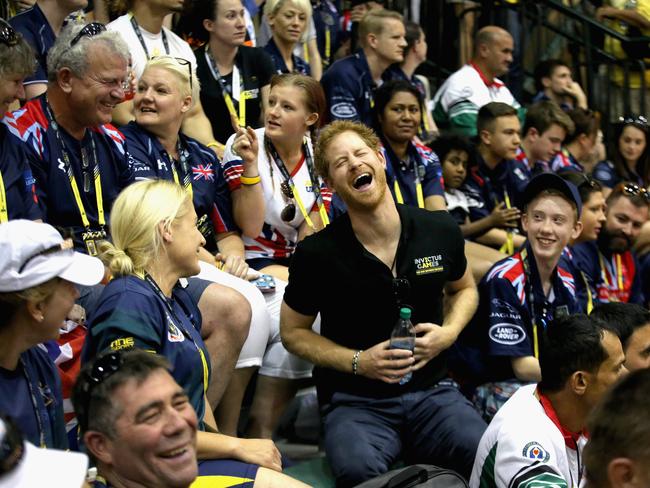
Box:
[598,226,632,254]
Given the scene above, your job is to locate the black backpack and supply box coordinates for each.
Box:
[354,465,469,488]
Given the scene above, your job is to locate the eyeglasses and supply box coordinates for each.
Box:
[616,182,650,202]
[392,277,411,305]
[75,351,125,431]
[0,19,19,47]
[618,115,649,128]
[18,238,74,273]
[280,181,296,222]
[578,173,598,190]
[69,22,107,48]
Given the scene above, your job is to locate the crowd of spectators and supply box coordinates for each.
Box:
[2,0,650,487]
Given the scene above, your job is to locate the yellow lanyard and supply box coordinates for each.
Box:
[581,271,594,314]
[598,252,623,290]
[498,190,515,255]
[303,42,310,64]
[205,47,249,127]
[222,89,249,128]
[170,157,194,200]
[393,180,424,208]
[0,170,7,223]
[325,29,331,64]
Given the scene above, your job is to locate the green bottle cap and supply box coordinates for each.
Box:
[399,307,411,319]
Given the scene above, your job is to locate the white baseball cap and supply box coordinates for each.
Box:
[0,416,89,488]
[0,220,105,292]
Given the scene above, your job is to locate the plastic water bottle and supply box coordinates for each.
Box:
[389,307,416,385]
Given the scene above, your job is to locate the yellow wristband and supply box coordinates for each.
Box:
[207,141,223,149]
[240,174,261,185]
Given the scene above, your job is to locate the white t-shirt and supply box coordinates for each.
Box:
[107,14,197,79]
[470,384,587,488]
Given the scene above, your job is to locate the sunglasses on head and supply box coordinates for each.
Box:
[618,115,649,128]
[151,55,193,91]
[0,19,19,47]
[75,351,125,431]
[70,22,106,48]
[616,182,650,202]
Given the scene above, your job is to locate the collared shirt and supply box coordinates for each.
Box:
[0,123,41,221]
[592,159,644,189]
[263,38,311,76]
[284,205,467,404]
[470,384,587,488]
[572,240,644,305]
[83,276,210,428]
[195,44,276,144]
[3,96,135,251]
[321,50,377,126]
[462,154,531,222]
[531,91,574,112]
[383,65,427,98]
[121,122,236,252]
[515,146,552,175]
[458,242,580,382]
[0,346,67,449]
[432,63,523,137]
[9,4,55,87]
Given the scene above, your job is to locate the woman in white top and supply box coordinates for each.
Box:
[222,73,328,437]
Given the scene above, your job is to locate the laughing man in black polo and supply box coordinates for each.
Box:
[280,120,487,487]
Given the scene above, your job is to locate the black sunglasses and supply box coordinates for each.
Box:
[392,277,411,305]
[150,55,193,91]
[617,182,650,202]
[76,351,125,431]
[280,181,296,222]
[0,19,19,47]
[18,238,74,273]
[70,22,107,48]
[0,414,25,476]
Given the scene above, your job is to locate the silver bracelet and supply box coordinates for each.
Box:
[352,350,363,375]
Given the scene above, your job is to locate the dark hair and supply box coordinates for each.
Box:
[584,369,650,487]
[538,314,617,393]
[522,101,574,138]
[612,117,650,186]
[477,102,518,135]
[72,350,171,438]
[430,133,477,168]
[563,108,598,145]
[533,58,570,93]
[559,171,602,204]
[372,79,423,133]
[181,0,232,44]
[403,20,422,53]
[592,302,650,349]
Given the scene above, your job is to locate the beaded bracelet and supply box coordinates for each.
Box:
[352,350,363,375]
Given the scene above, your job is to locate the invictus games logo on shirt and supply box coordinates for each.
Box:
[414,255,443,275]
[167,314,185,343]
[489,323,526,345]
[522,442,550,462]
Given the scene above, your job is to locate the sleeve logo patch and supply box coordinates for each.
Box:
[522,442,550,462]
[167,314,186,343]
[489,323,526,345]
[330,103,358,119]
[110,337,135,351]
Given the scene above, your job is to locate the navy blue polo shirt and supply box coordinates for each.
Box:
[0,123,41,220]
[0,347,67,449]
[461,154,531,221]
[121,122,236,252]
[383,65,426,99]
[3,96,135,251]
[82,275,210,427]
[263,38,311,76]
[550,148,584,173]
[312,0,341,69]
[285,204,466,404]
[455,242,581,383]
[383,140,444,205]
[592,160,644,189]
[572,240,644,305]
[9,4,55,87]
[321,50,377,126]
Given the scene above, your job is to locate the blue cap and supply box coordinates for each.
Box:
[523,172,582,218]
